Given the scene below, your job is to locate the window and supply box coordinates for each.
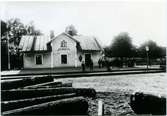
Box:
[61,40,67,47]
[36,55,42,65]
[61,54,67,64]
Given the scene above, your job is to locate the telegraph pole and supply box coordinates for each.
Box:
[6,23,10,70]
[145,46,149,72]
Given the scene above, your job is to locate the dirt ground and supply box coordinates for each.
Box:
[87,91,136,116]
[56,73,166,115]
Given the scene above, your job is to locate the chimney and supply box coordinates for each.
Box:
[50,30,54,39]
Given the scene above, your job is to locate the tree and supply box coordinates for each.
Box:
[104,46,111,57]
[159,46,166,58]
[5,18,42,69]
[7,18,42,46]
[104,32,136,67]
[1,21,9,70]
[138,40,165,59]
[65,25,78,36]
[1,20,8,36]
[108,32,135,58]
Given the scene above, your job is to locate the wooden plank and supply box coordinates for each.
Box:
[2,97,88,115]
[2,93,76,112]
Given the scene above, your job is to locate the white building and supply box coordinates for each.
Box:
[19,32,103,69]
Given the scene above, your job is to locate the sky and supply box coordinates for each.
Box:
[1,1,167,47]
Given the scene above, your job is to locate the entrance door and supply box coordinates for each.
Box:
[85,53,91,67]
[61,54,67,64]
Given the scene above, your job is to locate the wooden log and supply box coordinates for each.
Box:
[23,81,62,89]
[1,78,32,90]
[47,82,73,88]
[75,88,96,98]
[3,97,88,115]
[30,76,54,85]
[130,92,166,115]
[2,87,76,101]
[2,87,96,101]
[1,76,54,90]
[28,83,72,89]
[2,93,76,112]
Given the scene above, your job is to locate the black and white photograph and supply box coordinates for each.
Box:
[0,0,166,115]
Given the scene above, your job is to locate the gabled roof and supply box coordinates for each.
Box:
[19,35,51,52]
[73,35,102,51]
[19,33,103,53]
[47,32,79,44]
[48,32,102,51]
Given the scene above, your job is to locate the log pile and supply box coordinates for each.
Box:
[130,92,166,115]
[1,76,96,115]
[1,76,54,90]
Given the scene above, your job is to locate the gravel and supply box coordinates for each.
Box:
[86,91,136,116]
[55,73,166,115]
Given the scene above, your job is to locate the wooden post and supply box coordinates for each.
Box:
[98,99,104,116]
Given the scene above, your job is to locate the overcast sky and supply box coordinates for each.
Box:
[1,1,167,47]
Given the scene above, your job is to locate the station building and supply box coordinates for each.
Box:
[19,30,103,69]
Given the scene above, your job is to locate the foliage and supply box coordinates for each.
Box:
[1,18,42,70]
[105,32,166,60]
[7,18,42,46]
[65,25,78,36]
[1,21,8,36]
[138,40,166,58]
[106,32,135,58]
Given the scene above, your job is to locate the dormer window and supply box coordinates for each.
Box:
[61,40,67,47]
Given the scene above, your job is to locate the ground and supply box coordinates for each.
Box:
[1,65,160,76]
[55,73,166,115]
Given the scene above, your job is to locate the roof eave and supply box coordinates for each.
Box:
[82,49,102,52]
[21,50,51,53]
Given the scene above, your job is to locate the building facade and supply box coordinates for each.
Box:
[19,32,103,69]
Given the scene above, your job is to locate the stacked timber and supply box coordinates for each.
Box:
[1,76,54,90]
[130,92,166,115]
[1,76,96,115]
